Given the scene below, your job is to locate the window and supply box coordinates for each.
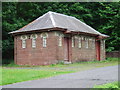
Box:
[101,40,105,50]
[72,37,75,47]
[92,38,95,49]
[31,34,37,48]
[89,38,92,49]
[81,36,84,41]
[85,38,89,48]
[43,37,47,47]
[56,33,64,47]
[21,35,27,48]
[59,36,62,46]
[22,40,26,48]
[103,40,105,49]
[41,33,48,47]
[78,37,81,48]
[32,39,36,48]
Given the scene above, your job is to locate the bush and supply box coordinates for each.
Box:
[93,81,119,89]
[106,57,119,61]
[2,59,14,64]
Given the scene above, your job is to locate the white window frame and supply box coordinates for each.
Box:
[31,34,37,48]
[22,39,26,48]
[89,38,92,49]
[58,36,62,46]
[56,33,64,47]
[72,37,75,47]
[21,35,27,49]
[85,38,89,48]
[43,36,47,47]
[81,36,84,41]
[32,38,36,48]
[92,38,95,49]
[41,32,48,48]
[103,40,105,50]
[78,37,82,48]
[101,40,105,50]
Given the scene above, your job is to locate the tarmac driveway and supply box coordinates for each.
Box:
[2,65,118,88]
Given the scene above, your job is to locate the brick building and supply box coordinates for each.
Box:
[10,11,109,65]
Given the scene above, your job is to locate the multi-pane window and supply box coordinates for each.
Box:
[78,37,82,48]
[41,33,48,48]
[21,35,27,48]
[89,38,92,49]
[72,37,75,47]
[43,37,47,47]
[55,32,64,47]
[85,38,89,48]
[32,39,36,48]
[22,40,26,48]
[31,34,37,48]
[103,40,105,49]
[92,38,95,49]
[101,40,105,50]
[58,36,62,46]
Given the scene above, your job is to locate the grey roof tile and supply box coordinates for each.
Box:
[10,11,108,37]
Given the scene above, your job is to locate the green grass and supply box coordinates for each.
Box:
[0,66,2,85]
[1,57,119,86]
[2,57,119,68]
[1,68,74,85]
[93,81,120,89]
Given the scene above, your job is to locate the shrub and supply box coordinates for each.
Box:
[93,81,119,89]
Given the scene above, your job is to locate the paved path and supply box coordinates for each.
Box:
[2,65,118,88]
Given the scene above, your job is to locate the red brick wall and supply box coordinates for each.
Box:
[14,31,106,65]
[55,33,65,61]
[71,36,96,62]
[15,31,58,65]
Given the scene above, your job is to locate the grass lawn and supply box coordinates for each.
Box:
[1,57,119,86]
[93,81,120,89]
[1,68,74,85]
[0,66,2,85]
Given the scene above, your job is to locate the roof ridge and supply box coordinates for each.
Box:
[49,11,75,19]
[48,11,56,27]
[9,11,108,37]
[47,11,101,35]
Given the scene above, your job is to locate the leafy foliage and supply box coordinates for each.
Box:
[93,81,119,89]
[2,2,120,59]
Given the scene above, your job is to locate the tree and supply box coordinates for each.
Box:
[2,2,120,61]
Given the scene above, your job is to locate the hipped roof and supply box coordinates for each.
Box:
[10,11,109,37]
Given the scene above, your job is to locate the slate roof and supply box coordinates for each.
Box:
[10,11,108,37]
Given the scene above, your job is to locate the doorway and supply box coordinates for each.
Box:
[96,40,101,61]
[64,37,69,62]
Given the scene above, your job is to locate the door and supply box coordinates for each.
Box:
[96,41,101,61]
[64,37,69,61]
